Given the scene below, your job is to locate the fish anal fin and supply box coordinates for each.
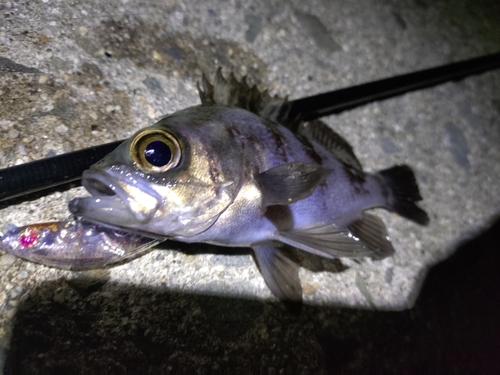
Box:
[348,213,395,259]
[253,243,302,301]
[256,162,328,207]
[277,223,376,259]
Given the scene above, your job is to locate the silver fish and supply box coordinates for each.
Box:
[0,219,160,269]
[64,69,429,300]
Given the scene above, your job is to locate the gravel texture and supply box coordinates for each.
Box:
[1,0,500,372]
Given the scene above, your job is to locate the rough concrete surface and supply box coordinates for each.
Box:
[0,0,499,372]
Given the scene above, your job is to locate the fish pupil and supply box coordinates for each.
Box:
[144,140,172,167]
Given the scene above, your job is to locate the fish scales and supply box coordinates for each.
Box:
[0,69,429,301]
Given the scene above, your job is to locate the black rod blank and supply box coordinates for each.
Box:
[288,52,500,121]
[0,141,122,201]
[1,52,500,202]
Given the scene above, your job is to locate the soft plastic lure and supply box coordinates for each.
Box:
[0,219,161,269]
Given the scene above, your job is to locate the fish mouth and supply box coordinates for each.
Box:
[69,168,163,227]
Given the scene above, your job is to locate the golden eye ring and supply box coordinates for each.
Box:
[129,129,182,173]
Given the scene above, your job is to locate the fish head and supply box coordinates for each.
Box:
[70,106,245,238]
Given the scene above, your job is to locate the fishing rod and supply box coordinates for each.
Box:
[1,52,499,203]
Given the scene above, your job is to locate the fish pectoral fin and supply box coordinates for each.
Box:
[252,243,302,301]
[277,224,375,259]
[256,162,327,207]
[348,213,395,259]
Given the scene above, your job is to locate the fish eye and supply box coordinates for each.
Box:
[130,129,181,173]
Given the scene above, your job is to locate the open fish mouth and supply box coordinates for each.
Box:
[69,169,163,226]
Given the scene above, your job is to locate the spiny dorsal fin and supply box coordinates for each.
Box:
[300,119,364,179]
[197,68,301,131]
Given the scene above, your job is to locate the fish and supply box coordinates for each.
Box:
[0,219,160,269]
[62,69,429,300]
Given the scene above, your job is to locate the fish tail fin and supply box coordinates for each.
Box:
[377,165,430,225]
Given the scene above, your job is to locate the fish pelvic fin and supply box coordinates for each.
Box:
[197,68,302,131]
[252,243,302,301]
[347,213,395,259]
[378,165,430,225]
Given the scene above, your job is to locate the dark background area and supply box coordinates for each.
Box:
[4,216,500,374]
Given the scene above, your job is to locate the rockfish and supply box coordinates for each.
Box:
[67,70,429,300]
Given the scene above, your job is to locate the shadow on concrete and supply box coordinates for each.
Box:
[3,216,500,374]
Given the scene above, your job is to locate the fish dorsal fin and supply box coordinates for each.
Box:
[300,120,364,177]
[198,68,301,131]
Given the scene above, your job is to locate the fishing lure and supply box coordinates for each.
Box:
[0,219,161,269]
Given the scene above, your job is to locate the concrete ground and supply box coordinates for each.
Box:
[0,0,499,372]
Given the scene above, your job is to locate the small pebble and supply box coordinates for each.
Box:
[147,105,156,119]
[18,144,27,155]
[17,270,29,279]
[77,26,88,36]
[0,254,16,266]
[26,263,36,271]
[46,149,57,157]
[53,293,65,303]
[8,129,19,139]
[153,51,163,62]
[10,285,23,299]
[303,282,319,295]
[106,105,121,113]
[55,124,68,134]
[385,267,394,284]
[0,120,13,130]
